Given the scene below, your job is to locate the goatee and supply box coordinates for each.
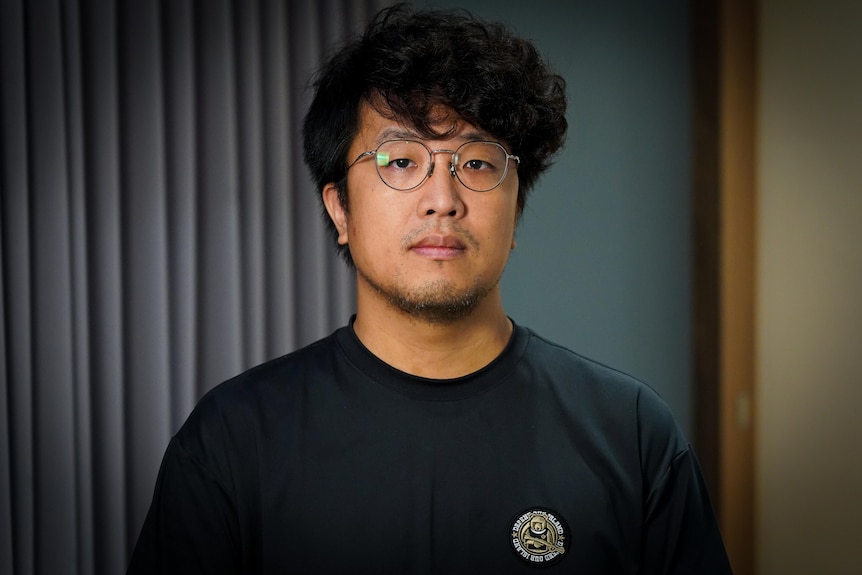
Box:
[359,272,496,325]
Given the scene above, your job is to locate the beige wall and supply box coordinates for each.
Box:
[757,1,862,574]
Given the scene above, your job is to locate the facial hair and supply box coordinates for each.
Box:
[357,268,499,324]
[355,222,505,325]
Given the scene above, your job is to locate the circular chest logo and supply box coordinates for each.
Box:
[510,508,569,566]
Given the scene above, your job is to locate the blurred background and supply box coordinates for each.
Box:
[1,0,859,573]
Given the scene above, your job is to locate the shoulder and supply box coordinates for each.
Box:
[521,327,672,415]
[172,330,345,460]
[199,330,341,408]
[519,327,689,468]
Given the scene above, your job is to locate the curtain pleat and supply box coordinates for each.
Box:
[1,1,389,573]
[287,1,327,344]
[1,1,35,574]
[63,1,96,573]
[234,0,267,370]
[161,0,198,437]
[27,1,79,573]
[80,0,128,571]
[259,0,294,360]
[118,0,175,556]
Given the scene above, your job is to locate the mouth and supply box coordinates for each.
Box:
[409,234,468,260]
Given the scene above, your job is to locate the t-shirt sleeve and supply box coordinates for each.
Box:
[126,435,241,575]
[641,445,734,574]
[637,388,734,574]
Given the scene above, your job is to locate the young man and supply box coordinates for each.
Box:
[128,5,732,573]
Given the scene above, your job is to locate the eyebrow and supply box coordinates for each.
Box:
[377,127,418,141]
[374,127,497,147]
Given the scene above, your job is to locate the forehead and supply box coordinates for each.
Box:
[352,101,491,150]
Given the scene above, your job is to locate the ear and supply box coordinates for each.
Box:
[322,183,349,245]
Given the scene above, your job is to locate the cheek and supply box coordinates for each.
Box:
[346,208,400,265]
[477,217,517,267]
[487,200,519,241]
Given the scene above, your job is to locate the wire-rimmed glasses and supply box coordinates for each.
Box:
[346,140,519,192]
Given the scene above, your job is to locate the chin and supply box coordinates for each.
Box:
[392,294,482,324]
[362,271,497,325]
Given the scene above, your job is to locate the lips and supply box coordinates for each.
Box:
[411,234,466,250]
[409,234,467,259]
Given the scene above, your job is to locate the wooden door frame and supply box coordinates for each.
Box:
[692,1,757,573]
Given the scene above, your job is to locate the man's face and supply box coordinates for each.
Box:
[323,103,520,324]
[531,517,547,534]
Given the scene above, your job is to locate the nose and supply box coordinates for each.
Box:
[417,152,464,217]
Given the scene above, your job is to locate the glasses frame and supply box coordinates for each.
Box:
[345,139,520,192]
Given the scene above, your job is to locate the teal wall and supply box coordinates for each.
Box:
[419,0,693,434]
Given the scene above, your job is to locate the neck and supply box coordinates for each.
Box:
[352,291,513,379]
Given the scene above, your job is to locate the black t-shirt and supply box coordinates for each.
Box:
[127,321,732,574]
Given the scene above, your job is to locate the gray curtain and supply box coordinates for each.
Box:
[0,0,388,573]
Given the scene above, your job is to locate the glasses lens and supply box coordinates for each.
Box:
[453,142,510,191]
[375,141,429,190]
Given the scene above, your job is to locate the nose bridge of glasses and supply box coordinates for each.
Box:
[427,148,458,179]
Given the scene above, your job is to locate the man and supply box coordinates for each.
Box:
[128,4,732,573]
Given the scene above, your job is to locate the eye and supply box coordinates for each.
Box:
[463,158,493,171]
[456,142,506,174]
[376,149,420,171]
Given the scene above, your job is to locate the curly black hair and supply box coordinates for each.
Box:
[302,3,568,265]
